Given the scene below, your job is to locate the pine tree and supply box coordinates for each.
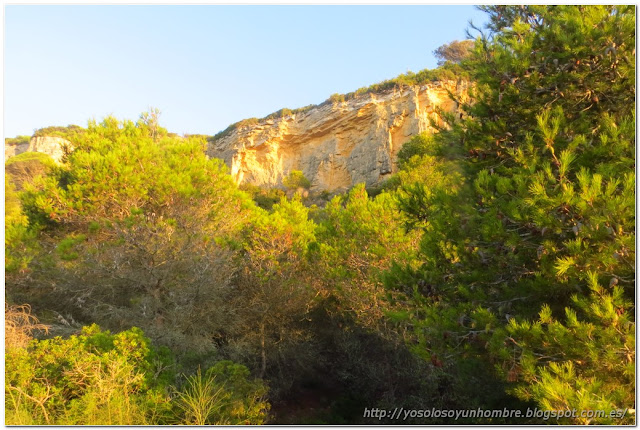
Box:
[394,5,635,423]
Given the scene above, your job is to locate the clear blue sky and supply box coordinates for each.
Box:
[5,5,488,137]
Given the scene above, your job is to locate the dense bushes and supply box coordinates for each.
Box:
[5,135,31,147]
[5,178,38,273]
[32,125,84,140]
[5,312,268,425]
[5,152,56,191]
[11,117,256,355]
[5,112,455,423]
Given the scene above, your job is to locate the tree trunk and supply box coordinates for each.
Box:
[259,322,266,379]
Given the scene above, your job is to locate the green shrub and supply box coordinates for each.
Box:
[396,133,435,169]
[56,234,86,261]
[32,125,84,140]
[329,93,345,103]
[283,170,311,190]
[5,310,270,425]
[5,324,174,425]
[264,105,317,122]
[5,135,31,147]
[5,177,38,273]
[240,184,286,210]
[5,151,55,167]
[6,152,57,192]
[174,361,269,425]
[329,64,468,104]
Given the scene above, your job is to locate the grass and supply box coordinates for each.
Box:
[174,368,227,425]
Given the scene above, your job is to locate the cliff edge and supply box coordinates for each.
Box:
[208,80,469,191]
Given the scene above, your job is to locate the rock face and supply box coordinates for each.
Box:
[5,136,71,163]
[208,80,469,191]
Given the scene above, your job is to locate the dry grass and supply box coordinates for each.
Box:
[5,302,49,349]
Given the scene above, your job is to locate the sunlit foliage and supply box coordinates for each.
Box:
[393,5,635,424]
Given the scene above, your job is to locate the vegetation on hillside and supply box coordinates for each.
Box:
[6,152,57,191]
[5,135,31,147]
[5,5,635,425]
[210,61,468,142]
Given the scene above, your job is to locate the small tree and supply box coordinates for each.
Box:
[282,170,311,190]
[433,39,474,66]
[138,107,164,143]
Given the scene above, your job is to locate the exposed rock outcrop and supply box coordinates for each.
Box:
[5,136,71,163]
[208,80,469,191]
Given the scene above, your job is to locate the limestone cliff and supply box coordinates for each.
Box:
[208,80,469,191]
[5,136,71,163]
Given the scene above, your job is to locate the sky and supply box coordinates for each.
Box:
[4,5,488,137]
